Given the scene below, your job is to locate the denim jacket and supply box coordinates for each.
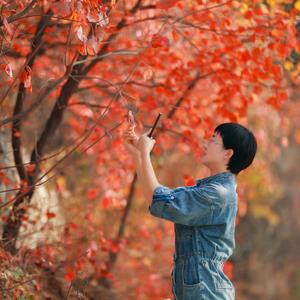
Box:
[149,171,237,300]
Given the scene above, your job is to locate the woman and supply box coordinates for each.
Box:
[123,122,257,300]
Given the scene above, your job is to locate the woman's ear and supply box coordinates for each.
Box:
[225,149,234,160]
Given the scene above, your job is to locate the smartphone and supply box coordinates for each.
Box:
[147,113,162,138]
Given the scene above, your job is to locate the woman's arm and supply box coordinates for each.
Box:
[123,125,161,202]
[133,152,160,202]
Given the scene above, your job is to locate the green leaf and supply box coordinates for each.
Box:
[12,267,24,280]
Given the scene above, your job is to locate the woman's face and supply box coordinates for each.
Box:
[201,131,226,164]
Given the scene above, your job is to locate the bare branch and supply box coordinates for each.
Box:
[73,50,140,66]
[0,77,64,127]
[0,0,37,26]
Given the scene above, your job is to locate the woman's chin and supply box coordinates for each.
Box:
[201,156,213,167]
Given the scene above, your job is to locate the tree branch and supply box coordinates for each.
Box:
[11,9,53,185]
[0,0,37,26]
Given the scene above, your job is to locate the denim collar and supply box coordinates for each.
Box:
[196,171,236,186]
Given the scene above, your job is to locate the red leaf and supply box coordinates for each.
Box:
[65,270,75,282]
[20,215,29,221]
[13,130,21,137]
[251,47,262,61]
[154,242,162,251]
[26,163,36,175]
[100,197,111,209]
[151,34,169,48]
[19,65,32,91]
[34,279,41,291]
[224,261,234,280]
[46,211,56,219]
[266,96,282,110]
[0,171,10,185]
[156,0,180,10]
[51,2,72,17]
[77,44,87,56]
[139,227,150,239]
[244,10,252,19]
[87,188,98,200]
[140,95,157,110]
[69,221,78,230]
[277,43,287,58]
[172,29,179,41]
[110,240,119,253]
[84,212,93,221]
[183,175,196,186]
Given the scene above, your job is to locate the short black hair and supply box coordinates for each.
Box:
[214,122,257,176]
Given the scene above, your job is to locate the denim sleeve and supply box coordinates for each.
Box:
[148,184,220,226]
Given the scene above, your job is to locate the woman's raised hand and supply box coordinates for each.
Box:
[123,125,140,157]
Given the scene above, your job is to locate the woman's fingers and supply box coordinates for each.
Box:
[124,131,139,141]
[124,134,136,140]
[124,138,139,155]
[124,131,134,135]
[123,134,138,149]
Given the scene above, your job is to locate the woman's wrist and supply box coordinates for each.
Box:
[133,152,142,166]
[141,150,150,158]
